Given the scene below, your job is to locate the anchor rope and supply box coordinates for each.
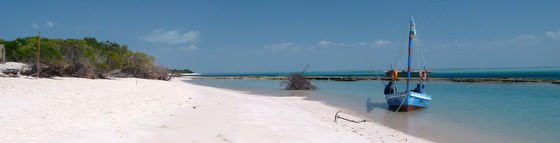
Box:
[334,111,372,123]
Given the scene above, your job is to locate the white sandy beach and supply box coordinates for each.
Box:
[0,77,431,143]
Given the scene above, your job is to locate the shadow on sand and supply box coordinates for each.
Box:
[366,98,389,113]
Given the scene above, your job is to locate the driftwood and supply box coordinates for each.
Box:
[2,69,22,77]
[284,72,317,90]
[284,65,316,90]
[0,62,32,77]
[0,62,172,80]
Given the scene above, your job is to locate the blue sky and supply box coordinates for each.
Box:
[1,0,559,73]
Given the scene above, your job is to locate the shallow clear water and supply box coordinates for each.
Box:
[186,79,560,143]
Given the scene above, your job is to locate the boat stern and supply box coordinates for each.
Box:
[385,91,431,111]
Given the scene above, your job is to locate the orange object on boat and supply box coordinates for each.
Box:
[419,70,428,80]
[390,69,399,80]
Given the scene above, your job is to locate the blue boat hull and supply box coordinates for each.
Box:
[385,91,431,111]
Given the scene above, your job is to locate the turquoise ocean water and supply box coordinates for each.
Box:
[186,69,560,143]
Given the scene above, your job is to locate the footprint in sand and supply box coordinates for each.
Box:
[215,134,233,143]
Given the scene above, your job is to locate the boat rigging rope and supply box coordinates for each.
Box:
[393,23,409,70]
[373,67,386,86]
[394,92,407,112]
[392,22,413,112]
[415,33,428,69]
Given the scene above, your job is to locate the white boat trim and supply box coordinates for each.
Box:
[385,92,432,100]
[409,92,432,100]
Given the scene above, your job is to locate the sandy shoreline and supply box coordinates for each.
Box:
[0,77,431,143]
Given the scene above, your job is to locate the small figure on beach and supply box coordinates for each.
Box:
[412,83,425,93]
[384,81,395,94]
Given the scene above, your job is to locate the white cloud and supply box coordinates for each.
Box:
[142,28,199,50]
[317,40,332,46]
[264,39,394,53]
[31,21,55,29]
[264,42,298,52]
[358,42,367,46]
[45,21,54,28]
[372,39,393,47]
[545,30,560,40]
[316,40,345,47]
[142,28,199,45]
[488,33,543,48]
[32,23,39,29]
[513,34,538,41]
[185,45,198,50]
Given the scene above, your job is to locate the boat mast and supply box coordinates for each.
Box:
[406,17,415,92]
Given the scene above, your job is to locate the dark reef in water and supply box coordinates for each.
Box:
[195,76,560,84]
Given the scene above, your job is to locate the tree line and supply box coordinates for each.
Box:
[0,36,182,80]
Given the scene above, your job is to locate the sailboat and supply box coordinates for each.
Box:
[383,17,432,112]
